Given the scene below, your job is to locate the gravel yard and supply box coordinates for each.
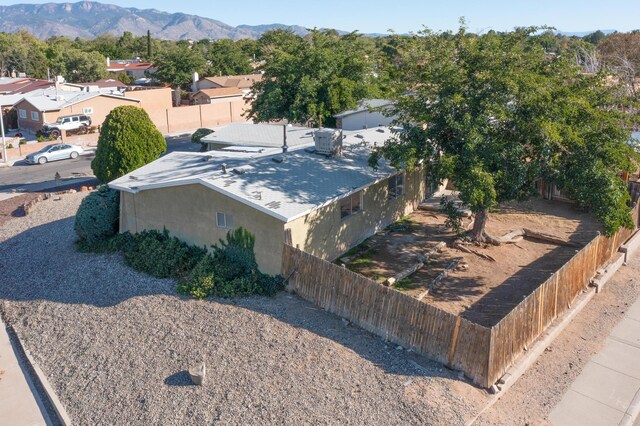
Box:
[0,193,488,425]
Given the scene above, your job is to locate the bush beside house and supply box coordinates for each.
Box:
[91,105,166,183]
[74,185,120,249]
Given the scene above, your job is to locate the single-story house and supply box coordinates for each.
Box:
[200,122,317,151]
[106,59,157,79]
[192,88,245,105]
[0,77,53,95]
[194,74,263,93]
[334,99,395,130]
[13,89,141,132]
[109,125,426,275]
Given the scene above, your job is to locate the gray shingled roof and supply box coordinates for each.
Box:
[110,126,399,222]
[11,88,138,112]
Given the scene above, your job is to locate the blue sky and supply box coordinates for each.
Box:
[1,0,639,34]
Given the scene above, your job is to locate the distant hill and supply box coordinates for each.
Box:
[0,1,389,41]
[556,29,618,37]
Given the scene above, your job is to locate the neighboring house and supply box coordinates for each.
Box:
[70,79,128,92]
[107,58,157,80]
[193,73,263,95]
[13,89,141,132]
[109,126,425,274]
[0,77,53,95]
[192,88,245,105]
[334,99,395,130]
[200,122,316,151]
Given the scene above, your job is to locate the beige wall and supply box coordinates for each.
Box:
[124,88,173,110]
[119,184,286,275]
[118,168,424,274]
[49,96,140,129]
[285,167,425,261]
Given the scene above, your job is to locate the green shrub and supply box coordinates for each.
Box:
[440,196,465,237]
[74,185,120,248]
[7,143,13,149]
[37,134,45,142]
[191,128,214,150]
[122,229,206,279]
[91,105,166,183]
[19,140,26,145]
[179,254,217,299]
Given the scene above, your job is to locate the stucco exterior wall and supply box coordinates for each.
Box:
[284,167,425,261]
[119,184,286,275]
[124,88,173,110]
[49,96,140,129]
[337,110,395,131]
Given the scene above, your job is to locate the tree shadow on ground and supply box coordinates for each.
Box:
[461,211,598,327]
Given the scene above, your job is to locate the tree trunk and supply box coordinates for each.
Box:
[469,208,501,245]
[470,207,489,241]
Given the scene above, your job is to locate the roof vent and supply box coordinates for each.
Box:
[201,155,214,162]
[272,156,284,163]
[232,168,246,175]
[314,128,342,156]
[129,175,138,180]
[221,163,227,173]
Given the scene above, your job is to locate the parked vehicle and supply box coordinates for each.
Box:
[25,144,84,165]
[41,115,92,138]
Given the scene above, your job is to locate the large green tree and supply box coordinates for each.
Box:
[248,29,378,127]
[153,44,206,89]
[370,26,639,241]
[92,106,166,183]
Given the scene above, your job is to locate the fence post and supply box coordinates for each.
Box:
[447,315,461,368]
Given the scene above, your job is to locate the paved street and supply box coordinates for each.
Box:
[0,134,197,197]
[550,251,640,426]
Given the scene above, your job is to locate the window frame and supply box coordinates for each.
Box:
[340,190,364,219]
[388,173,406,200]
[83,107,94,115]
[19,109,26,119]
[30,111,39,121]
[216,212,234,229]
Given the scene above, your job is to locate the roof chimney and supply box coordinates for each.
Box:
[282,124,288,153]
[106,57,110,67]
[192,71,199,93]
[221,163,227,174]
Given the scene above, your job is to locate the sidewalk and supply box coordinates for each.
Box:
[550,294,640,425]
[0,323,49,425]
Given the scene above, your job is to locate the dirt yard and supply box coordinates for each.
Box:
[339,198,601,327]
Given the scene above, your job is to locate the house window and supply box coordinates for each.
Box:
[216,212,234,228]
[83,107,94,115]
[340,191,363,219]
[30,111,39,121]
[19,109,26,119]
[388,173,405,199]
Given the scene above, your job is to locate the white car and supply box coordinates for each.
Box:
[25,144,84,165]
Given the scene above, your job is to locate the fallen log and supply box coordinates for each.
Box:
[385,241,446,286]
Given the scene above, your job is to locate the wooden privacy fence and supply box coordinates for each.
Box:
[281,245,492,386]
[487,207,638,385]
[282,208,639,388]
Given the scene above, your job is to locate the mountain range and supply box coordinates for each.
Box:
[0,1,619,41]
[0,1,313,40]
